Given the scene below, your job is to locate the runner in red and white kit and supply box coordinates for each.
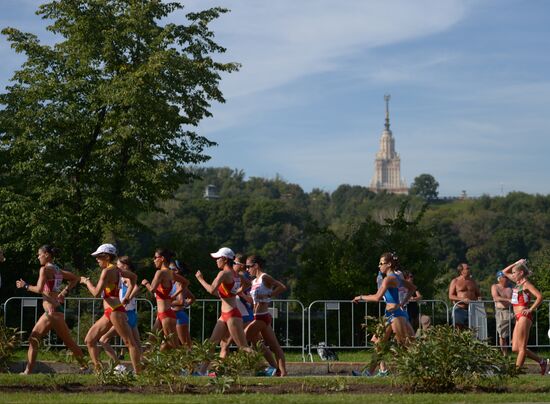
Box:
[502,258,548,374]
[142,248,189,350]
[80,244,141,373]
[16,245,86,374]
[195,247,253,375]
[245,255,288,376]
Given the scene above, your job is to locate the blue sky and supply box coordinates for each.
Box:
[1,0,549,197]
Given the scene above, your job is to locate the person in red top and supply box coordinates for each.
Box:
[142,248,189,350]
[15,245,86,374]
[502,258,548,374]
[195,247,253,374]
[80,244,141,373]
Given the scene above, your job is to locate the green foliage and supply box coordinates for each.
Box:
[0,319,22,371]
[209,346,264,378]
[96,359,136,386]
[139,330,209,391]
[409,174,439,202]
[295,200,438,301]
[0,0,238,270]
[392,325,518,392]
[207,374,235,393]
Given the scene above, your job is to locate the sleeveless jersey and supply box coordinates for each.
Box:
[43,263,63,293]
[250,274,272,304]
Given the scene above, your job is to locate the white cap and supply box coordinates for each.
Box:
[210,247,235,260]
[91,243,117,257]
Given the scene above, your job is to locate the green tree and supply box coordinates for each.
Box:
[0,1,238,271]
[295,201,438,302]
[409,173,439,201]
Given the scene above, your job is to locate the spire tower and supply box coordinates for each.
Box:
[369,95,408,194]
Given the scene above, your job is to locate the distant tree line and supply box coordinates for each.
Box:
[5,167,547,304]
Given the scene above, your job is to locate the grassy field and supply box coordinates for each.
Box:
[2,392,550,404]
[1,373,550,403]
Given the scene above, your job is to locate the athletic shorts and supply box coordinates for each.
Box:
[126,309,137,329]
[254,312,272,325]
[515,310,533,322]
[220,308,242,322]
[385,308,409,324]
[237,298,254,323]
[104,305,126,321]
[176,310,189,326]
[157,308,177,321]
[453,307,468,327]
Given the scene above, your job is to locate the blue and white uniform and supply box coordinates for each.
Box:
[119,279,137,328]
[170,282,189,326]
[383,273,409,324]
[238,271,254,323]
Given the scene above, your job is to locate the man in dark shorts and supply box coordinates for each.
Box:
[448,263,481,329]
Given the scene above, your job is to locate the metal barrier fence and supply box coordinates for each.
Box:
[3,296,155,347]
[451,299,550,349]
[4,297,550,362]
[3,297,306,360]
[188,299,306,360]
[307,299,449,361]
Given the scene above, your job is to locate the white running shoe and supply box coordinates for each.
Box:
[114,364,127,373]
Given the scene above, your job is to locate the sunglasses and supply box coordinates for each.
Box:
[246,263,255,269]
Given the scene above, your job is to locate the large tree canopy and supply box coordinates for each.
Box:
[409,173,439,202]
[0,0,238,266]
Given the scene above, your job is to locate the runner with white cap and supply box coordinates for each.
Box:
[195,247,253,374]
[80,243,141,373]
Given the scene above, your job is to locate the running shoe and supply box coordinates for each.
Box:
[265,366,277,377]
[540,359,548,376]
[114,364,127,374]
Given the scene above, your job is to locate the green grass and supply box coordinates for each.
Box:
[2,392,550,403]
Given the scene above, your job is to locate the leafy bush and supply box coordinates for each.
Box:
[392,325,518,392]
[0,319,22,371]
[96,360,136,386]
[209,345,264,378]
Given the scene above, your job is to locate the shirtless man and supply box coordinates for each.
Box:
[491,271,513,355]
[448,263,481,329]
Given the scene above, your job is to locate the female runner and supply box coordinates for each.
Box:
[352,252,416,375]
[142,248,189,349]
[245,255,288,376]
[195,247,253,374]
[16,245,86,374]
[502,259,548,374]
[99,255,142,363]
[80,244,141,373]
[170,260,195,348]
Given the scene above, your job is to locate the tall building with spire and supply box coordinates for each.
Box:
[369,95,408,194]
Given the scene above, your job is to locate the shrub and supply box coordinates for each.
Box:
[392,325,518,392]
[96,359,136,386]
[0,319,22,371]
